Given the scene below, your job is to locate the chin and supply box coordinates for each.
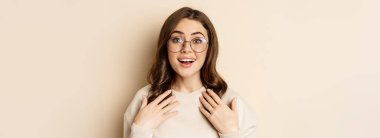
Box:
[176,72,195,78]
[176,70,200,78]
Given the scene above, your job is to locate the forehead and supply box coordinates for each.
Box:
[171,18,208,37]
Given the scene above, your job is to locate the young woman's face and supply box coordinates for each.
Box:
[167,18,209,79]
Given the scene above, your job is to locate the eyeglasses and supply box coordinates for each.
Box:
[167,37,208,53]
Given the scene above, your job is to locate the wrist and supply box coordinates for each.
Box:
[131,123,155,137]
[219,127,239,134]
[218,129,240,138]
[133,120,153,129]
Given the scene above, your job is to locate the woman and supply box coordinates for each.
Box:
[124,7,256,138]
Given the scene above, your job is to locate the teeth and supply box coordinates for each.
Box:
[178,58,195,62]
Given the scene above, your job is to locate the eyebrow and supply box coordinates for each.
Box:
[171,30,205,37]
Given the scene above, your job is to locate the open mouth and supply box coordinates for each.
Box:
[177,58,196,67]
[178,58,196,63]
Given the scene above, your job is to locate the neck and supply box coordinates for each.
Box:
[172,73,203,93]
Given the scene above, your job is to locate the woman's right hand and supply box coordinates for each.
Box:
[133,90,179,129]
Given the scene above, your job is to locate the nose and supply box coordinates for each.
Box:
[180,41,193,53]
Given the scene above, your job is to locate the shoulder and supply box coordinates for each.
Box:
[125,84,151,111]
[134,84,150,97]
[126,84,151,108]
[221,88,244,103]
[221,88,256,117]
[221,88,255,112]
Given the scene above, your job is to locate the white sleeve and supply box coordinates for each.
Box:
[237,97,257,138]
[123,86,155,138]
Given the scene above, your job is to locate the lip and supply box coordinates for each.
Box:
[179,61,193,68]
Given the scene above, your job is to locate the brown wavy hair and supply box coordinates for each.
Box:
[147,7,227,103]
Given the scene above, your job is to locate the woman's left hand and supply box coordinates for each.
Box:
[199,89,239,134]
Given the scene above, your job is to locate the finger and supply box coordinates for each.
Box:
[199,106,211,117]
[207,89,223,105]
[157,95,176,109]
[231,97,237,112]
[163,111,178,121]
[161,101,179,113]
[152,90,172,105]
[199,96,214,113]
[202,91,218,107]
[140,95,147,109]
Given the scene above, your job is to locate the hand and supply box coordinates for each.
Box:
[133,90,179,129]
[199,89,239,134]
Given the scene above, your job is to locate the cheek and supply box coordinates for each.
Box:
[196,51,208,66]
[168,52,177,65]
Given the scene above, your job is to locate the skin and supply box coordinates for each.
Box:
[133,18,239,134]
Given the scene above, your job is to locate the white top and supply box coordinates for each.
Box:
[124,85,256,138]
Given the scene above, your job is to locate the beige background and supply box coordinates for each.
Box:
[1,0,380,138]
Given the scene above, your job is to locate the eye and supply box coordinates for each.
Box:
[192,38,205,44]
[171,37,183,43]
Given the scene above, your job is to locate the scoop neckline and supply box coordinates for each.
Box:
[172,86,206,96]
